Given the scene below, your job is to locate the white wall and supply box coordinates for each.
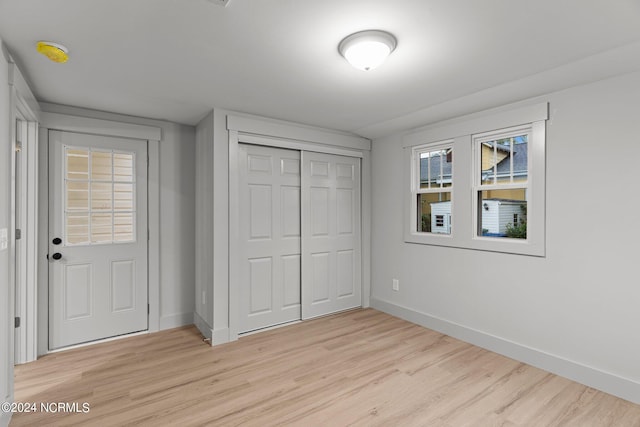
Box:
[0,40,14,427]
[158,121,197,329]
[39,103,196,331]
[370,71,640,403]
[195,111,214,336]
[195,109,230,343]
[212,109,230,342]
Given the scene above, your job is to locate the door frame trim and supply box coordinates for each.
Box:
[228,123,371,343]
[11,87,39,365]
[37,113,161,355]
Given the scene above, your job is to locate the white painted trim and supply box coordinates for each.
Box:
[8,63,40,122]
[212,327,230,345]
[5,60,17,427]
[371,297,640,405]
[36,128,49,356]
[147,139,160,332]
[10,73,40,364]
[361,150,371,308]
[403,102,548,148]
[193,311,213,341]
[24,121,38,362]
[238,133,364,158]
[227,130,240,342]
[159,312,194,330]
[227,113,371,151]
[40,112,162,141]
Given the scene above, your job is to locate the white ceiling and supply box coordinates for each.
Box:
[1,0,640,138]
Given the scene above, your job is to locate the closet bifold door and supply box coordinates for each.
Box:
[301,151,362,319]
[237,144,302,333]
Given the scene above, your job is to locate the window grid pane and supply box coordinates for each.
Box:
[478,189,527,239]
[419,148,453,190]
[480,134,528,186]
[417,192,452,234]
[64,147,136,246]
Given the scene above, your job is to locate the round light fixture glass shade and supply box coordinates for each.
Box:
[339,30,397,71]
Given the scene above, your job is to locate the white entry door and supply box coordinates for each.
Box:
[49,130,148,349]
[302,152,361,319]
[238,144,302,333]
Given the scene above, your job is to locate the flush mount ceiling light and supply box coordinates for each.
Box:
[36,41,69,63]
[338,30,397,71]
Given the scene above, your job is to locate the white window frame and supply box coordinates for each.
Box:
[472,125,530,241]
[410,140,454,238]
[403,102,547,256]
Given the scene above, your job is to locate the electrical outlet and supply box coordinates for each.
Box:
[201,290,206,305]
[392,279,399,291]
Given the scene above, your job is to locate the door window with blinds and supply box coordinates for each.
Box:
[65,147,136,245]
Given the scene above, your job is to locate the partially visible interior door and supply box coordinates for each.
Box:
[302,151,362,319]
[302,152,361,319]
[238,144,301,333]
[48,130,148,349]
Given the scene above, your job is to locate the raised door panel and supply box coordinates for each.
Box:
[249,257,273,315]
[281,186,300,238]
[310,187,330,237]
[63,264,92,320]
[336,250,355,298]
[111,260,135,313]
[249,185,272,240]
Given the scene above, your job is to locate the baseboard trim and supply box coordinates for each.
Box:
[212,327,230,345]
[371,297,640,404]
[193,312,213,341]
[1,408,12,427]
[159,312,194,330]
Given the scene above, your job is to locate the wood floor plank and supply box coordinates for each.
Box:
[9,309,640,426]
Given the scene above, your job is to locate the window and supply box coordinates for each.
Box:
[403,102,547,256]
[411,142,453,235]
[474,126,529,239]
[65,147,136,245]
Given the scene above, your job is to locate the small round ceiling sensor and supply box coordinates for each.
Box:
[36,41,69,63]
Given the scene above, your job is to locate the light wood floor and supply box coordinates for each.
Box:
[10,309,640,426]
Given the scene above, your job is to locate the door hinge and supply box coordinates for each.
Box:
[15,141,23,153]
[15,229,21,240]
[15,317,20,328]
